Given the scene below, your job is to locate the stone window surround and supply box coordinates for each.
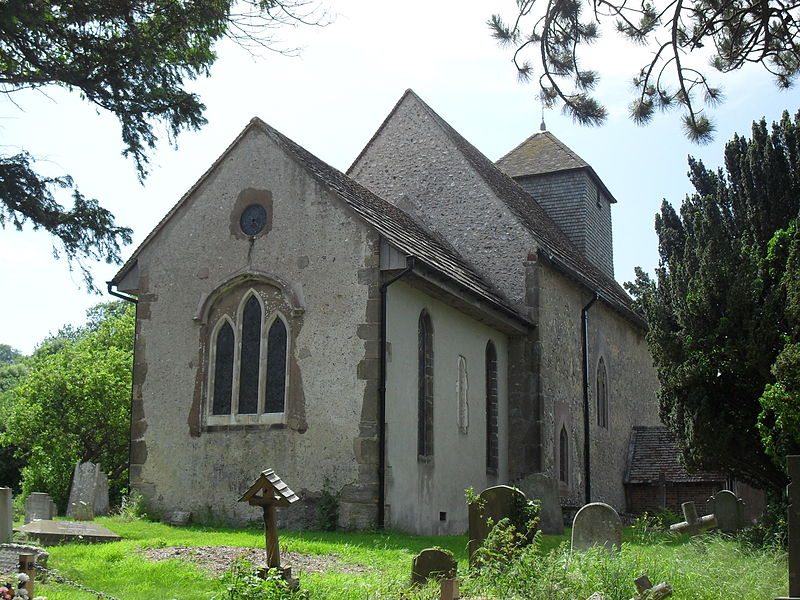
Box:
[485,340,499,474]
[417,310,434,461]
[456,355,468,434]
[559,424,569,485]
[205,288,291,427]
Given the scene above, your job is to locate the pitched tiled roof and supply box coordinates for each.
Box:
[390,91,638,325]
[112,118,526,326]
[496,131,616,203]
[625,426,726,484]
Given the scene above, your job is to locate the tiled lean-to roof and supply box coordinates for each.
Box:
[112,118,525,326]
[625,427,726,484]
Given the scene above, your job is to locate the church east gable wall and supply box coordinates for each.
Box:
[129,127,380,527]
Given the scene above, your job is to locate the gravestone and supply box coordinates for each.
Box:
[0,544,48,575]
[24,493,57,524]
[777,455,800,600]
[707,490,746,533]
[513,473,564,535]
[571,502,622,552]
[67,462,110,518]
[468,485,531,560]
[0,487,12,543]
[70,500,94,521]
[669,501,717,536]
[14,520,121,545]
[410,548,457,584]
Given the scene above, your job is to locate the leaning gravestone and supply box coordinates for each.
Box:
[67,462,110,518]
[411,548,457,584]
[468,485,530,560]
[707,490,746,533]
[0,487,12,543]
[513,473,564,535]
[14,520,121,545]
[24,493,57,524]
[571,502,622,552]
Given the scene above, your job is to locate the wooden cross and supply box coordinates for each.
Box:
[238,469,299,569]
[777,455,800,600]
[669,501,717,536]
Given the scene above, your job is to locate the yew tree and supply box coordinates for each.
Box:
[626,111,800,492]
[490,0,800,142]
[0,0,317,287]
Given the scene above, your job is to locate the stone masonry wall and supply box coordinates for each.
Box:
[128,126,379,528]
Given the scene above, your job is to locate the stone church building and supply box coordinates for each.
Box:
[111,90,661,534]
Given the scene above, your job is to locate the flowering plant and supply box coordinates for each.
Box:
[0,573,37,600]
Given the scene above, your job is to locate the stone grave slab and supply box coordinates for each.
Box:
[162,510,192,527]
[70,501,94,521]
[468,485,531,560]
[707,490,746,533]
[0,488,12,544]
[513,473,564,535]
[0,543,48,574]
[411,548,457,584]
[24,493,57,524]
[13,520,121,545]
[67,462,110,518]
[571,502,622,552]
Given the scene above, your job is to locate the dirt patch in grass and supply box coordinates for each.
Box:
[142,545,373,576]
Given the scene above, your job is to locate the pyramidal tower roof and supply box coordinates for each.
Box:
[496,131,616,203]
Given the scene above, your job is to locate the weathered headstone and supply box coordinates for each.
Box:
[70,500,94,521]
[513,473,564,535]
[162,510,192,527]
[468,485,531,560]
[0,543,48,574]
[24,493,57,524]
[14,520,121,544]
[0,487,12,543]
[669,501,717,536]
[440,578,460,600]
[67,462,110,518]
[707,490,746,533]
[777,455,800,600]
[411,548,457,584]
[571,502,622,552]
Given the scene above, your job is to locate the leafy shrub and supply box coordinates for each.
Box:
[316,481,339,532]
[214,560,305,600]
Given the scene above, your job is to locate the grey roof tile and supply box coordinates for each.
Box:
[625,426,726,484]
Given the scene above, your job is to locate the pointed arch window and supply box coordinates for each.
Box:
[457,355,468,434]
[485,341,499,474]
[207,288,290,424]
[559,425,569,484]
[596,357,608,429]
[418,310,434,459]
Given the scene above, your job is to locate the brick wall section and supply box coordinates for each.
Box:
[626,482,724,516]
[516,171,614,279]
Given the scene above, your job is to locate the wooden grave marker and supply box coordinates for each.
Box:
[238,468,299,581]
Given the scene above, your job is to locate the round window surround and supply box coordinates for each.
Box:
[240,204,268,236]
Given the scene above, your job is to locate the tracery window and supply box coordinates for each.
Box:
[596,357,608,428]
[418,310,434,459]
[207,287,289,424]
[485,341,499,474]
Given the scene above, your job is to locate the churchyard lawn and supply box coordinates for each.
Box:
[12,516,788,599]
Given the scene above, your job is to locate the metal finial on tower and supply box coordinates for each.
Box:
[539,98,547,131]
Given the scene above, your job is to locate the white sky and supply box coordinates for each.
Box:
[2,0,799,354]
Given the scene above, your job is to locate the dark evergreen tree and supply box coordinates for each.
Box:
[626,111,800,492]
[0,0,318,288]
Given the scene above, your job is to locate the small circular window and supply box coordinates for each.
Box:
[239,204,268,236]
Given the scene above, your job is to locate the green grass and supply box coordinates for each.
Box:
[4,517,789,600]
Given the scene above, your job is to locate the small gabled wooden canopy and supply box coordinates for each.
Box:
[238,468,299,507]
